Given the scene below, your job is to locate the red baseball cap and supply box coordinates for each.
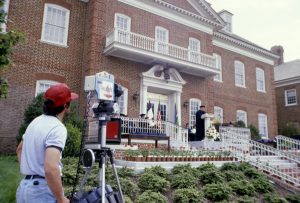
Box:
[44,83,79,107]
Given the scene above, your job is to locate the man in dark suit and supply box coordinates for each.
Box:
[195,105,206,141]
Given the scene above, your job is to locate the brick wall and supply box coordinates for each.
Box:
[276,84,300,132]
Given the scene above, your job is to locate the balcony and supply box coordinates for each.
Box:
[104,29,219,77]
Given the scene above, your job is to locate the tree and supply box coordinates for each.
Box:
[0,0,24,98]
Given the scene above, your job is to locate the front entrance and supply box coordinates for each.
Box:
[147,93,168,121]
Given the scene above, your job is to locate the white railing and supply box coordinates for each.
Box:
[106,28,217,70]
[220,127,300,186]
[119,117,188,149]
[276,135,300,153]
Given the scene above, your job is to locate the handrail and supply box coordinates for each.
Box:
[276,135,300,152]
[106,28,217,70]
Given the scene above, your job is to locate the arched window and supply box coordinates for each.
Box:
[189,98,201,128]
[155,26,169,54]
[41,3,70,46]
[188,37,200,63]
[35,80,58,96]
[256,68,265,92]
[236,110,247,127]
[258,113,268,138]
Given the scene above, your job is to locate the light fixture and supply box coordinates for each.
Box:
[183,100,189,112]
[132,92,139,105]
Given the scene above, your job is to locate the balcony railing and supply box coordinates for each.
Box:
[105,28,217,70]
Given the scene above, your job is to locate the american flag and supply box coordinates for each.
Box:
[157,101,162,129]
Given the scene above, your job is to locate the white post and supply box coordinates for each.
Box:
[140,85,148,114]
[176,92,181,126]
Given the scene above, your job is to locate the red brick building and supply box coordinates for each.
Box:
[0,0,279,153]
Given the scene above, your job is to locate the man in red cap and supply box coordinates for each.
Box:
[16,83,78,203]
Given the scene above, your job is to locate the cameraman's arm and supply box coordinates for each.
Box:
[16,141,23,163]
[44,147,69,203]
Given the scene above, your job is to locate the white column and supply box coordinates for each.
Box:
[176,92,181,125]
[140,85,148,114]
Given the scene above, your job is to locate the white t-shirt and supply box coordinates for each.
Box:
[20,114,67,176]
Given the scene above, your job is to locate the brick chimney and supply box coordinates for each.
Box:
[271,45,284,65]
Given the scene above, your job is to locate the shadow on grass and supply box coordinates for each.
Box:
[0,156,22,203]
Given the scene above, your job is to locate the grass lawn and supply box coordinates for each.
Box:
[0,156,22,203]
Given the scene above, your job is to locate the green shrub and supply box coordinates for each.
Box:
[62,157,81,185]
[173,188,204,203]
[263,193,288,203]
[223,170,245,182]
[138,173,169,192]
[248,124,260,140]
[111,178,139,200]
[117,166,134,178]
[280,123,300,137]
[17,93,44,143]
[251,177,274,193]
[243,167,264,179]
[236,196,257,203]
[238,162,252,171]
[285,193,300,203]
[228,180,255,196]
[136,191,167,203]
[196,163,217,173]
[63,102,84,129]
[235,120,246,128]
[199,170,224,185]
[145,166,169,179]
[171,173,198,189]
[124,195,133,203]
[64,123,81,157]
[172,164,197,176]
[220,163,239,171]
[203,183,231,202]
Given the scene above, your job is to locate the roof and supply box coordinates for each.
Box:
[274,59,300,81]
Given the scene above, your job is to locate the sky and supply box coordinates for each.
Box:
[206,0,300,62]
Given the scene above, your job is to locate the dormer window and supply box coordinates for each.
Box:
[219,10,233,33]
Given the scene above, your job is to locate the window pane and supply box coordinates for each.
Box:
[258,114,268,137]
[189,99,200,127]
[286,89,297,105]
[235,61,244,86]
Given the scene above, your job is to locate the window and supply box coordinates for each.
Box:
[236,110,247,127]
[214,106,223,123]
[235,61,245,87]
[258,113,268,138]
[0,0,10,32]
[41,4,70,46]
[114,13,131,44]
[116,86,128,115]
[256,68,265,92]
[188,38,200,63]
[189,98,201,128]
[213,53,222,82]
[155,26,169,54]
[35,80,58,96]
[285,89,297,106]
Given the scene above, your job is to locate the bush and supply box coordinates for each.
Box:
[236,196,257,203]
[203,183,231,202]
[220,163,239,171]
[112,178,139,200]
[235,120,246,128]
[124,195,133,203]
[171,164,197,176]
[17,93,44,143]
[171,173,198,189]
[228,180,255,196]
[138,173,169,192]
[196,163,217,173]
[243,167,264,179]
[173,188,204,203]
[199,170,224,185]
[249,124,260,140]
[145,166,169,179]
[223,171,245,182]
[285,194,300,203]
[117,166,134,178]
[238,162,252,171]
[251,177,274,193]
[136,191,167,203]
[64,123,81,157]
[263,193,288,203]
[281,123,300,137]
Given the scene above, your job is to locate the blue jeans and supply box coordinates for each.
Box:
[16,178,56,203]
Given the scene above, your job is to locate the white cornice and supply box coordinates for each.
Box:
[196,0,225,25]
[118,0,220,34]
[213,39,275,65]
[214,32,279,59]
[274,76,300,87]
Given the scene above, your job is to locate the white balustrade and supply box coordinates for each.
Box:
[276,135,300,154]
[106,28,217,69]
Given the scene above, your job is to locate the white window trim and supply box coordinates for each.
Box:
[256,67,266,93]
[285,89,298,106]
[114,13,131,31]
[236,110,247,127]
[35,80,59,96]
[188,37,200,63]
[189,98,201,128]
[155,26,169,53]
[258,113,268,138]
[40,3,70,47]
[234,60,246,88]
[213,106,223,123]
[213,53,223,82]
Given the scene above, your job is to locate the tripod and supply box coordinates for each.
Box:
[73,115,124,203]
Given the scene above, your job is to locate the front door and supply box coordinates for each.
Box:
[147,93,168,121]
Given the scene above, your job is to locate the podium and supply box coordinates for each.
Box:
[201,113,215,137]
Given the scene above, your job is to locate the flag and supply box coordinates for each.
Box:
[146,101,154,120]
[157,100,162,129]
[174,103,179,125]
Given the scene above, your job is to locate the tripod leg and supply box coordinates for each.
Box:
[99,156,106,203]
[108,150,124,203]
[77,168,92,198]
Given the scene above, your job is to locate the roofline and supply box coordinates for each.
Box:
[274,76,300,87]
[214,31,280,59]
